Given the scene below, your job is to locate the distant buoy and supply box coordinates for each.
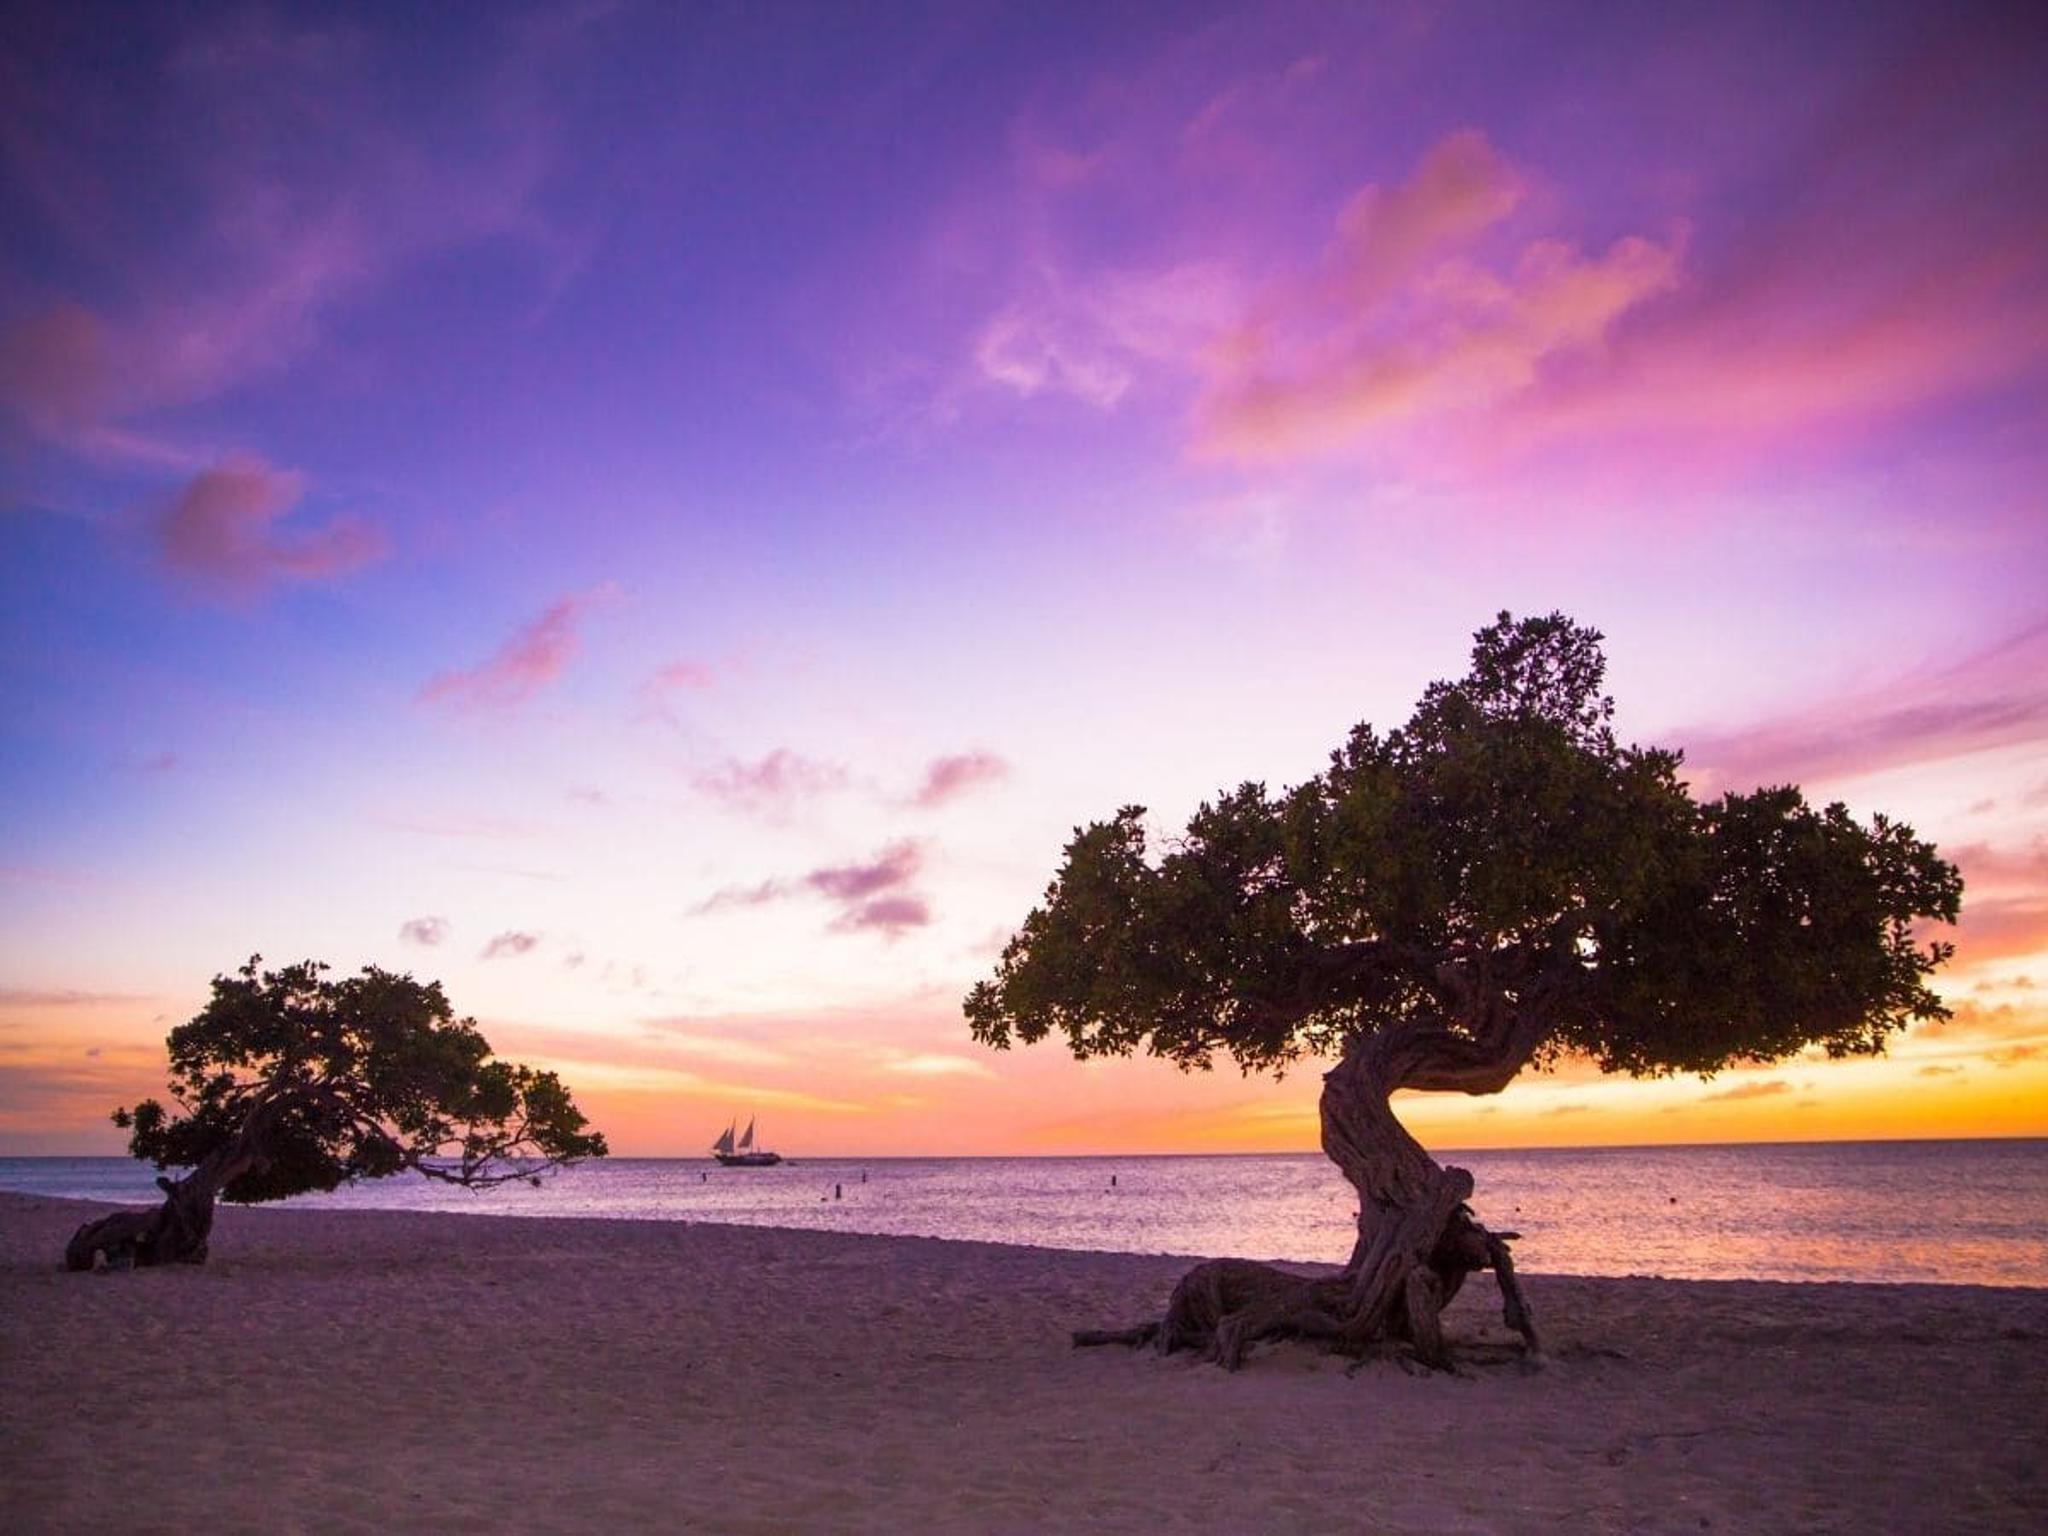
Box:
[1110,1174,1117,1187]
[834,1183,843,1201]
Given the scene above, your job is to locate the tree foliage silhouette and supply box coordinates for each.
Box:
[969,613,1960,1368]
[66,958,607,1270]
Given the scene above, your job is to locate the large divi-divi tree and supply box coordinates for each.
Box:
[66,959,608,1271]
[967,614,1960,1369]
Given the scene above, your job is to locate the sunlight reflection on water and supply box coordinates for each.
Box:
[6,1140,2043,1285]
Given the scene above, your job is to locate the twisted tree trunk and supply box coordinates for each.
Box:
[65,1096,281,1272]
[1076,1000,1544,1371]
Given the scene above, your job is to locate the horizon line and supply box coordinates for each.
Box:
[6,1131,2044,1163]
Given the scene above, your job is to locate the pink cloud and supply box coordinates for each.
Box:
[154,455,387,599]
[398,916,448,946]
[831,893,932,936]
[1485,25,2047,483]
[805,841,921,903]
[693,840,933,938]
[417,597,591,713]
[1506,258,2043,480]
[1196,132,1682,462]
[1681,621,2048,792]
[1321,130,1527,312]
[808,842,930,937]
[917,12,2045,499]
[691,749,849,820]
[912,751,1011,808]
[1950,839,2048,896]
[480,930,540,960]
[1951,898,2048,969]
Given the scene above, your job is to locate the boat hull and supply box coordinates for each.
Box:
[713,1151,784,1167]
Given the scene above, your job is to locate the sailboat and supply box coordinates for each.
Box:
[710,1115,784,1168]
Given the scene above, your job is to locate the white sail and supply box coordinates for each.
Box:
[712,1122,735,1156]
[738,1117,755,1151]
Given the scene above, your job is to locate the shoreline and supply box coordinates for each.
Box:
[13,1189,2048,1294]
[8,1131,2045,1160]
[5,1191,2044,1532]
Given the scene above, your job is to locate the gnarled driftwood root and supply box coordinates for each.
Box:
[1075,1021,1546,1372]
[1073,1200,1537,1371]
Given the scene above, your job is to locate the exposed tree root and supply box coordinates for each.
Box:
[1074,1018,1548,1373]
[65,1173,216,1271]
[1074,1203,1538,1372]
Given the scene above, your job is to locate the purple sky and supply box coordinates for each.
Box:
[3,0,2044,1154]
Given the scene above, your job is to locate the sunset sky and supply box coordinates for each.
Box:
[2,0,2044,1157]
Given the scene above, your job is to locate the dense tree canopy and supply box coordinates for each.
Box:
[969,614,1962,1367]
[70,957,606,1271]
[116,958,608,1204]
[969,612,1960,1091]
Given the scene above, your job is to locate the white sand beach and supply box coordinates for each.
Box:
[3,1191,2043,1534]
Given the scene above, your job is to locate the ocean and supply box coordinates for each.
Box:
[6,1139,2044,1287]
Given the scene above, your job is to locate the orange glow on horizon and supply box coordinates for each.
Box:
[9,975,2042,1160]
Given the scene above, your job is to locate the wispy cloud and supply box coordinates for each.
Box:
[153,455,386,600]
[638,1019,791,1069]
[1951,898,2048,969]
[874,1048,996,1080]
[398,916,448,946]
[694,840,933,937]
[1681,621,2048,792]
[971,263,1238,412]
[418,595,597,713]
[636,659,716,724]
[0,988,154,1009]
[692,878,790,916]
[480,930,541,960]
[0,1040,167,1134]
[911,751,1010,808]
[1949,838,2048,894]
[1700,1078,1792,1103]
[805,841,921,903]
[0,7,593,468]
[1934,1000,2045,1047]
[904,8,2046,503]
[376,813,531,840]
[691,749,849,820]
[830,893,931,936]
[806,843,933,936]
[1497,18,2048,480]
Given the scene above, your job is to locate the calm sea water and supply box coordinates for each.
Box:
[5,1140,2044,1287]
